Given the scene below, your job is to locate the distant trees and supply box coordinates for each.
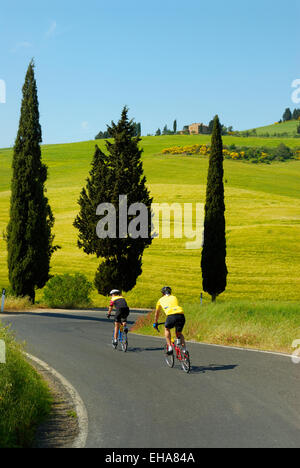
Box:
[280,107,300,123]
[96,121,141,139]
[7,60,59,303]
[95,128,113,139]
[293,108,300,120]
[75,107,152,296]
[207,118,230,135]
[133,122,141,137]
[283,108,292,122]
[162,124,173,135]
[155,120,178,135]
[201,115,227,302]
[208,119,214,134]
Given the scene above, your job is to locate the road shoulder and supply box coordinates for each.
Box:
[26,355,88,448]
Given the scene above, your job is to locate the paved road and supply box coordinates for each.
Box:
[2,309,300,448]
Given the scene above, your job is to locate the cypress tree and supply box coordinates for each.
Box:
[74,107,153,295]
[201,115,227,302]
[73,145,112,257]
[7,60,58,302]
[283,108,292,122]
[173,119,177,134]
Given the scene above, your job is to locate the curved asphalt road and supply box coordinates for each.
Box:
[2,309,300,448]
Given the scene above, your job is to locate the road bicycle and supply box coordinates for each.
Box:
[107,314,128,352]
[155,322,191,373]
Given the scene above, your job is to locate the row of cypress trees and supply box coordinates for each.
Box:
[6,61,227,303]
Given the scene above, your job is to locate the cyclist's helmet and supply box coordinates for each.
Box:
[109,289,121,295]
[161,286,172,296]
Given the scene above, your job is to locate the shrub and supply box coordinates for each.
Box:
[43,273,93,309]
[161,143,299,163]
[274,143,293,161]
[4,295,34,311]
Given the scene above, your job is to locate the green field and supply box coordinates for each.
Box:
[250,120,300,137]
[132,300,300,354]
[0,134,300,307]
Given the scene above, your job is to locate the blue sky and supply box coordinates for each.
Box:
[0,0,299,147]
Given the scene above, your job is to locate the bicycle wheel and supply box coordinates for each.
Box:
[164,344,174,368]
[180,350,190,373]
[121,333,128,352]
[119,332,128,353]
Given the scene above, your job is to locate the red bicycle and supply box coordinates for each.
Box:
[155,322,191,373]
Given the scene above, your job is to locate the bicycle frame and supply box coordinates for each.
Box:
[155,322,190,373]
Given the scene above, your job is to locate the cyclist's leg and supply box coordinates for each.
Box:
[114,322,120,341]
[114,311,122,341]
[124,309,130,332]
[176,331,186,347]
[175,315,186,348]
[164,327,172,347]
[120,307,129,333]
[165,315,176,348]
[121,320,128,334]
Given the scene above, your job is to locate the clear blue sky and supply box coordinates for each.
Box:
[0,0,299,147]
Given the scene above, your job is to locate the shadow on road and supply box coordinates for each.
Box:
[129,346,165,353]
[13,311,135,326]
[190,364,238,374]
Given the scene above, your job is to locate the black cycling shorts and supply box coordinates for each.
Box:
[165,314,185,333]
[115,307,130,323]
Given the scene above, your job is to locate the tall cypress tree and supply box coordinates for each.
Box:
[283,108,292,122]
[74,144,112,257]
[74,107,153,295]
[173,119,177,134]
[7,60,58,302]
[201,115,227,302]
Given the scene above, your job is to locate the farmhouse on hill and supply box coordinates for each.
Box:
[179,123,210,135]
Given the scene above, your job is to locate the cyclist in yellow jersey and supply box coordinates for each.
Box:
[154,286,186,355]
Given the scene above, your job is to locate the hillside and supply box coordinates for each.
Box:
[0,135,300,306]
[247,120,300,137]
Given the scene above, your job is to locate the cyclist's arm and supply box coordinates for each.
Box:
[107,300,114,316]
[154,304,161,323]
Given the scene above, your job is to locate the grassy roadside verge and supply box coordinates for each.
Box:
[0,322,52,448]
[131,300,300,354]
